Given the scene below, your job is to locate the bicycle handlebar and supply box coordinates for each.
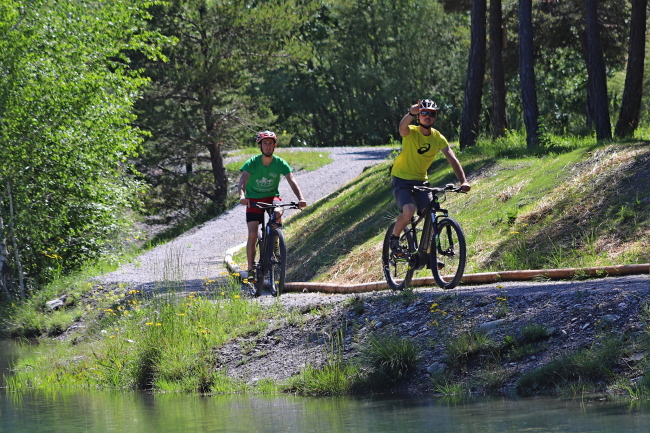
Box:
[249,201,302,210]
[412,183,467,194]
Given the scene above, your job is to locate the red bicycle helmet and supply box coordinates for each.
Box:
[256,130,277,144]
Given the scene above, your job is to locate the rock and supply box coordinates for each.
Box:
[46,296,66,310]
[478,319,506,334]
[602,314,619,324]
[427,362,446,374]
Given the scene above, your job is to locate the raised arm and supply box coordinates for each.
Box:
[399,100,421,137]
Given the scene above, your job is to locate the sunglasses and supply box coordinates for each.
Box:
[420,111,437,117]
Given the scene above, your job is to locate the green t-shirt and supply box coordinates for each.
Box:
[240,154,292,199]
[391,125,449,181]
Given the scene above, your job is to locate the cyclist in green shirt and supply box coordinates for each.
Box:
[238,130,306,282]
[390,99,471,255]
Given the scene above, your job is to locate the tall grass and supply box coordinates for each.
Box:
[6,277,267,393]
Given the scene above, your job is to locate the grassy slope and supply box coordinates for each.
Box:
[275,139,650,284]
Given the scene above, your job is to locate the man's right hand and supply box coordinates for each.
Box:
[410,99,422,116]
[240,198,250,207]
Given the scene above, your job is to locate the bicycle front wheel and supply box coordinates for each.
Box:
[268,228,286,297]
[430,217,466,290]
[253,236,265,297]
[382,222,416,291]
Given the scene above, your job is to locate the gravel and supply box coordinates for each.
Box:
[98,146,394,290]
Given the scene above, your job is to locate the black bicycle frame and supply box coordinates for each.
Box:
[404,191,450,271]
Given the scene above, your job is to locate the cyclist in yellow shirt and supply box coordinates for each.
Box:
[390,99,471,255]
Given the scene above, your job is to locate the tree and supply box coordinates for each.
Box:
[0,0,162,295]
[518,0,540,149]
[584,0,612,141]
[615,0,647,138]
[262,0,470,145]
[460,0,487,149]
[133,0,315,219]
[490,0,508,139]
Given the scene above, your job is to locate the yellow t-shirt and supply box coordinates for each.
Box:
[391,125,449,180]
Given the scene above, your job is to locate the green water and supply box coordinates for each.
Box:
[2,340,650,433]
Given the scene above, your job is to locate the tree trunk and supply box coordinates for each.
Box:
[6,182,25,299]
[208,141,228,214]
[0,204,12,300]
[460,0,487,149]
[615,0,647,139]
[490,0,507,139]
[584,0,611,141]
[518,0,540,150]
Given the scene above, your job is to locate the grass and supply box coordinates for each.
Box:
[515,337,624,396]
[359,331,420,387]
[5,276,269,393]
[224,147,333,172]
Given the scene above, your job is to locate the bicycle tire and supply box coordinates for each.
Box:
[430,217,466,289]
[268,228,286,297]
[382,222,416,291]
[253,235,266,297]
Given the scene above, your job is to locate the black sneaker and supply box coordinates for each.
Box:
[437,259,444,270]
[246,269,256,283]
[390,237,405,256]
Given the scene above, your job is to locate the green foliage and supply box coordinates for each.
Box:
[6,277,267,392]
[133,0,319,218]
[0,0,164,294]
[261,0,469,145]
[445,330,495,366]
[286,361,359,396]
[515,337,624,396]
[360,332,420,386]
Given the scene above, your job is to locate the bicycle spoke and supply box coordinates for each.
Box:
[383,223,415,291]
[431,217,466,289]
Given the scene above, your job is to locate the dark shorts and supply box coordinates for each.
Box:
[391,176,432,214]
[245,197,275,223]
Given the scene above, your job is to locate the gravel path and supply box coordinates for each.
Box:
[99,147,393,291]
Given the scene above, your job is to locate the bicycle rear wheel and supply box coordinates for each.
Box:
[268,228,286,297]
[430,217,466,289]
[382,222,416,291]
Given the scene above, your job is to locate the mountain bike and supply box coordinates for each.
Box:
[248,201,300,297]
[382,184,467,291]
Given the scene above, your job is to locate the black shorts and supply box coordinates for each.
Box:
[391,176,432,214]
[245,197,274,223]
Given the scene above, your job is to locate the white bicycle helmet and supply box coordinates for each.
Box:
[419,99,439,112]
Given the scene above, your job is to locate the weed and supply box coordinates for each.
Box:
[287,361,359,396]
[520,323,552,343]
[516,337,624,396]
[445,330,495,366]
[360,332,420,387]
[348,295,366,314]
[494,293,509,319]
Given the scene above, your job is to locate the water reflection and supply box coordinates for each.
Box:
[2,339,650,433]
[2,390,650,433]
